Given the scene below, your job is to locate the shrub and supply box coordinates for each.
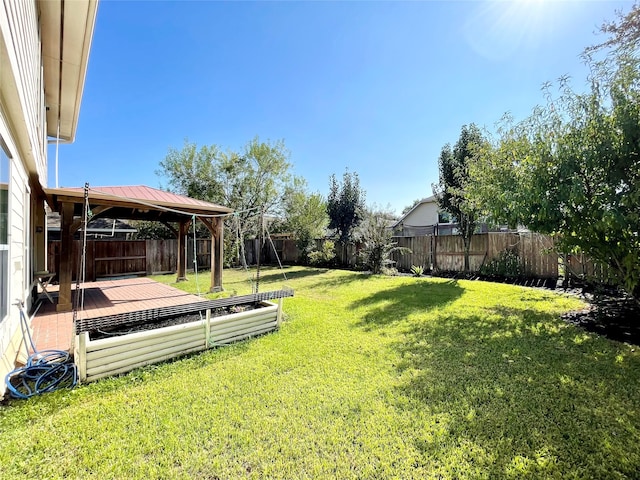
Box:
[308,240,336,266]
[480,249,522,278]
[382,266,399,276]
[410,265,424,277]
[357,210,410,275]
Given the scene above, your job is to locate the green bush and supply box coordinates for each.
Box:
[410,265,424,277]
[480,249,522,278]
[308,240,336,266]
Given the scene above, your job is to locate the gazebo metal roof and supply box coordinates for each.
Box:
[44,185,231,312]
[45,185,232,223]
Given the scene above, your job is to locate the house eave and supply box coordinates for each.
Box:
[40,0,98,142]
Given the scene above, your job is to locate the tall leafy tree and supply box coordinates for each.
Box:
[281,178,328,263]
[157,136,299,265]
[217,137,295,240]
[469,4,640,300]
[433,124,486,272]
[157,140,223,201]
[327,170,366,244]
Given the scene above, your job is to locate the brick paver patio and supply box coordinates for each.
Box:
[31,278,204,352]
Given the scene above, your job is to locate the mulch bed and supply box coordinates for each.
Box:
[561,293,640,346]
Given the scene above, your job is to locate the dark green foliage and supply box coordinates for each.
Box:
[131,220,176,240]
[327,170,366,244]
[308,240,336,266]
[479,250,522,278]
[469,4,640,300]
[281,179,328,264]
[433,124,487,272]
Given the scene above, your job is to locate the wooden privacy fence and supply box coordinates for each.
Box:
[563,252,620,286]
[244,233,558,278]
[47,233,585,281]
[392,232,558,278]
[47,239,212,281]
[241,238,360,267]
[241,238,301,265]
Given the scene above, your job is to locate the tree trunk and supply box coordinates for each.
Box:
[463,235,471,273]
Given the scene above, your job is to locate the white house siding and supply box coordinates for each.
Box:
[0,0,47,179]
[0,127,31,390]
[395,200,440,236]
[0,0,46,397]
[404,201,439,227]
[11,160,29,302]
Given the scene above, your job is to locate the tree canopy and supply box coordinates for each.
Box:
[468,4,640,299]
[433,124,487,272]
[280,178,328,263]
[157,136,301,264]
[327,170,366,244]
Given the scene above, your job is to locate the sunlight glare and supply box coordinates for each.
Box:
[464,0,564,62]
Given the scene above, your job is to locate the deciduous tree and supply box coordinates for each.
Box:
[469,4,640,299]
[281,178,328,263]
[433,124,486,273]
[157,136,300,265]
[327,170,366,244]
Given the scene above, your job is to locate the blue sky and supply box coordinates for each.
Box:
[50,0,634,215]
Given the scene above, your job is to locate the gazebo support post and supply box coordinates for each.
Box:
[199,217,224,293]
[212,217,223,292]
[176,219,191,282]
[57,201,75,312]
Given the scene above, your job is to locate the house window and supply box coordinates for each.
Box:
[438,211,451,223]
[0,142,9,322]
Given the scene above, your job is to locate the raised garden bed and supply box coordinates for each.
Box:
[74,290,293,383]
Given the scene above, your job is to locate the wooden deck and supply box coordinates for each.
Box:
[31,278,204,352]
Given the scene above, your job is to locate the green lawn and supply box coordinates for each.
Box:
[1,267,639,479]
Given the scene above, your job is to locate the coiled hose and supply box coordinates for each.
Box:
[4,301,77,399]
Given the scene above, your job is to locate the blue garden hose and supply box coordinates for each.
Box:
[4,301,77,399]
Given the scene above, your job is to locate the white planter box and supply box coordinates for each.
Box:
[74,300,281,383]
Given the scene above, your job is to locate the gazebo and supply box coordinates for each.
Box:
[44,185,233,312]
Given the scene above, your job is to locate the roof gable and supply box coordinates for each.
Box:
[393,195,438,227]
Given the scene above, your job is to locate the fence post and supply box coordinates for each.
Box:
[432,234,437,271]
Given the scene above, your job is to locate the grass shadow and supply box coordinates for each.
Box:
[351,279,465,329]
[298,270,381,292]
[393,303,640,477]
[240,266,331,285]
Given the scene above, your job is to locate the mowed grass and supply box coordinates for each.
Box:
[1,267,640,479]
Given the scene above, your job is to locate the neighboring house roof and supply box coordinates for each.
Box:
[44,185,233,222]
[47,213,137,234]
[392,195,437,228]
[40,0,99,142]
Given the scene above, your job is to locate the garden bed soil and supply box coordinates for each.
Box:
[90,304,259,340]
